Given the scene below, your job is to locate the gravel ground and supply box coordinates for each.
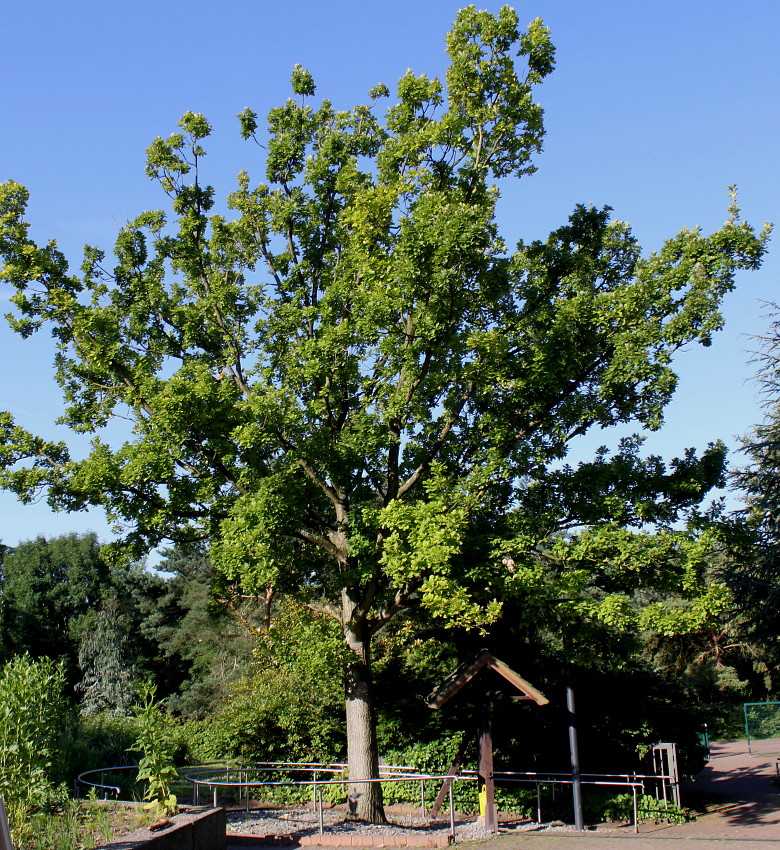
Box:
[225,806,578,842]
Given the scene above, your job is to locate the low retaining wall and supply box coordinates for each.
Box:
[96,807,225,850]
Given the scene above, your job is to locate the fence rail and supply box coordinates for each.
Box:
[76,760,674,837]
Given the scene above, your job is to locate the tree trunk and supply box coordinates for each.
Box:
[343,589,385,823]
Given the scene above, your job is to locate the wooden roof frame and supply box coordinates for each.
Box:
[425,650,549,709]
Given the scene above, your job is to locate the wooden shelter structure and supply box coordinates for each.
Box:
[426,650,549,832]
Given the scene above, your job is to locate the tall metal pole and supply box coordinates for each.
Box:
[566,664,584,831]
[554,597,584,832]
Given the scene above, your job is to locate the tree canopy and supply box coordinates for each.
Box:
[0,533,111,668]
[0,5,770,821]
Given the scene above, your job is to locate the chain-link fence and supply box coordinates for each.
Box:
[743,701,780,756]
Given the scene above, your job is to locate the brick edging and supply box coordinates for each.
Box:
[228,833,451,847]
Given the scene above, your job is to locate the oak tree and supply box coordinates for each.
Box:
[0,6,769,820]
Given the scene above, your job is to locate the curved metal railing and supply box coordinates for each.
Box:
[76,759,665,836]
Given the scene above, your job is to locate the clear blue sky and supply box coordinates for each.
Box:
[1,0,778,548]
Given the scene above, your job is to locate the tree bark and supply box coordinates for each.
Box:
[342,588,386,823]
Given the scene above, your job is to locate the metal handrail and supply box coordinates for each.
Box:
[485,774,646,834]
[183,769,468,841]
[76,759,665,836]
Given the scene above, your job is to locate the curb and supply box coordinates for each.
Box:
[228,833,451,847]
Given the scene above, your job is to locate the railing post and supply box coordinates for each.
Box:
[318,786,324,835]
[660,770,668,814]
[536,782,541,824]
[213,785,217,808]
[421,778,426,818]
[448,780,455,843]
[313,771,318,807]
[633,784,638,834]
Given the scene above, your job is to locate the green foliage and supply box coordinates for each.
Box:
[68,712,140,774]
[7,798,79,850]
[0,654,70,808]
[728,310,780,670]
[142,543,256,717]
[0,533,112,672]
[77,597,137,715]
[537,522,731,641]
[132,682,179,818]
[0,655,73,847]
[604,793,692,825]
[8,799,150,850]
[192,599,344,764]
[744,701,780,740]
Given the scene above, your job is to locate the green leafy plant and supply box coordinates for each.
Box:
[0,654,71,846]
[0,654,69,808]
[604,792,692,825]
[131,682,179,818]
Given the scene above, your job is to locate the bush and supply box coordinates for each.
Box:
[703,702,746,741]
[0,654,70,806]
[603,792,691,824]
[0,654,73,846]
[188,601,345,765]
[67,713,140,776]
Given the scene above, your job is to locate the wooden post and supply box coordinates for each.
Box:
[425,650,549,837]
[478,688,497,833]
[0,797,12,850]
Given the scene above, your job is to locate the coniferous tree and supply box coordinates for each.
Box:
[730,313,780,653]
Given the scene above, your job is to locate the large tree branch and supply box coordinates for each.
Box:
[293,527,346,562]
[295,457,343,511]
[396,379,475,499]
[374,581,417,633]
[306,598,343,623]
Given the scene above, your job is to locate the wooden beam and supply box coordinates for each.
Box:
[425,651,492,708]
[485,656,549,706]
[428,731,469,819]
[426,650,548,709]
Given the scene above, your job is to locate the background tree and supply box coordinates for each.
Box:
[0,533,112,677]
[147,543,256,716]
[0,5,769,821]
[728,310,780,671]
[76,596,137,716]
[194,598,345,765]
